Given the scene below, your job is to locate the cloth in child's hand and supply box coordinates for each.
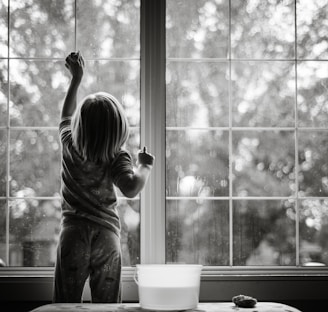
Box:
[138,146,154,166]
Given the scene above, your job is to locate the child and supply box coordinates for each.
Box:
[53,51,154,303]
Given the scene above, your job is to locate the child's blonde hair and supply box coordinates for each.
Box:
[71,92,129,164]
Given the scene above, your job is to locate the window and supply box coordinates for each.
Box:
[165,0,328,267]
[0,0,327,271]
[0,0,140,267]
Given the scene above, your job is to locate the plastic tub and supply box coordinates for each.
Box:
[134,264,202,311]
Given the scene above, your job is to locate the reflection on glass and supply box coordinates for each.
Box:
[0,200,6,266]
[0,60,8,126]
[166,61,229,127]
[79,60,140,128]
[232,61,295,127]
[9,60,69,127]
[117,198,140,266]
[166,200,229,265]
[10,130,61,197]
[166,0,229,58]
[0,130,7,196]
[298,131,328,197]
[77,0,140,58]
[232,131,295,197]
[166,130,229,197]
[231,0,294,59]
[300,199,328,266]
[298,61,328,127]
[9,199,60,266]
[297,0,328,59]
[0,0,8,57]
[9,0,74,58]
[233,200,296,266]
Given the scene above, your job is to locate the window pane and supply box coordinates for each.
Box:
[232,61,295,127]
[231,0,295,59]
[77,0,140,58]
[166,199,229,265]
[9,0,74,58]
[9,60,68,127]
[0,60,8,126]
[9,199,60,266]
[233,131,295,197]
[166,0,229,58]
[0,0,8,58]
[0,130,7,196]
[166,61,229,127]
[297,61,328,127]
[118,198,140,266]
[8,198,140,267]
[0,200,6,266]
[300,199,328,266]
[79,60,140,127]
[166,130,229,197]
[297,0,328,59]
[10,130,61,197]
[298,131,328,197]
[233,200,296,266]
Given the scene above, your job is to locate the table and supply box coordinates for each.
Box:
[30,302,302,312]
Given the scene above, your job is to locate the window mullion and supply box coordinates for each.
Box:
[140,0,166,264]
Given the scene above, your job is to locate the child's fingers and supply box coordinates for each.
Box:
[77,55,85,67]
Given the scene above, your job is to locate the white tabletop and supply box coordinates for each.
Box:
[30,302,302,312]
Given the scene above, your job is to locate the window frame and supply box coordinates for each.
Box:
[1,0,328,300]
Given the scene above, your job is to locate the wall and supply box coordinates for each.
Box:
[0,274,328,311]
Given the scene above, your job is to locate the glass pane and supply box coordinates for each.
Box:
[9,199,61,266]
[166,199,229,265]
[77,0,140,58]
[0,200,6,266]
[231,0,295,59]
[297,0,328,59]
[10,130,61,197]
[233,200,296,266]
[166,130,229,197]
[300,199,328,266]
[0,0,8,57]
[9,0,74,58]
[0,129,7,196]
[166,0,229,58]
[115,128,140,198]
[231,61,295,127]
[233,131,295,197]
[9,60,69,127]
[0,60,8,126]
[166,61,229,127]
[297,61,328,127]
[79,60,140,128]
[117,198,140,266]
[298,131,328,197]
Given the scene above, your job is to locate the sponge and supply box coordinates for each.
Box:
[232,294,257,308]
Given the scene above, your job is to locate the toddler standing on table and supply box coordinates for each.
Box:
[53,51,154,303]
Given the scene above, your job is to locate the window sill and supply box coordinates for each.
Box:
[1,265,328,277]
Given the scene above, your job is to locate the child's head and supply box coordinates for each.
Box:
[71,92,129,163]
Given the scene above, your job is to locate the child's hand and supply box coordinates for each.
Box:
[65,51,85,81]
[137,146,155,166]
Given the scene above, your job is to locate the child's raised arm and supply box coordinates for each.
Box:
[61,51,85,119]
